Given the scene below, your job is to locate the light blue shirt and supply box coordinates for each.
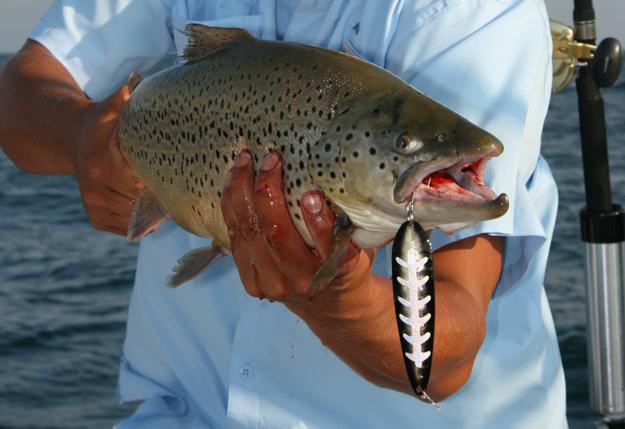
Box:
[31,1,567,428]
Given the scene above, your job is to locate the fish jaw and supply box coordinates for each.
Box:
[391,135,509,232]
[332,149,508,246]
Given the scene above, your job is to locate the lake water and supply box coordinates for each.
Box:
[0,52,624,428]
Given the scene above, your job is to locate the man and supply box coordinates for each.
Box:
[0,0,566,427]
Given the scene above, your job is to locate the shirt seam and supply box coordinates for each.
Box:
[30,17,117,93]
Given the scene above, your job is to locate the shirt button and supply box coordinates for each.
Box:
[239,364,253,380]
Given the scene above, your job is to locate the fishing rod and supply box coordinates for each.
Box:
[553,1,624,427]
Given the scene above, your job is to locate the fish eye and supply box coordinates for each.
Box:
[394,133,422,154]
[435,132,447,143]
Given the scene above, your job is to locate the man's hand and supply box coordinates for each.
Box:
[221,151,503,401]
[220,151,367,304]
[73,86,142,236]
[0,41,142,237]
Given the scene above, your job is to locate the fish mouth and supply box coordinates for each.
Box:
[394,155,508,212]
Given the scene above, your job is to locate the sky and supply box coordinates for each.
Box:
[0,1,624,53]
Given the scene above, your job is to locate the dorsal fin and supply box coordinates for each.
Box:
[183,24,252,63]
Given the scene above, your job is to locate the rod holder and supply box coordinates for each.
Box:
[584,239,625,418]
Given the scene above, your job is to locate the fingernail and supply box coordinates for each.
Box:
[235,151,251,167]
[302,193,323,215]
[261,153,279,171]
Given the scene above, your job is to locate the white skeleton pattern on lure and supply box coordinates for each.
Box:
[391,219,440,410]
[395,249,432,368]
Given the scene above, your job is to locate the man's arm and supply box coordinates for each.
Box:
[221,151,503,401]
[0,41,141,236]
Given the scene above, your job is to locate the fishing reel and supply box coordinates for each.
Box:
[550,20,623,93]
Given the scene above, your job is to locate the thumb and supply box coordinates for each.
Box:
[105,84,130,113]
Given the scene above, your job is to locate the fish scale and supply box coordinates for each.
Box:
[118,24,508,289]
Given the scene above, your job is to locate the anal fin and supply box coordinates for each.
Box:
[308,213,355,297]
[167,241,225,288]
[127,189,168,241]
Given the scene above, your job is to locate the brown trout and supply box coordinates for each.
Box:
[118,24,508,290]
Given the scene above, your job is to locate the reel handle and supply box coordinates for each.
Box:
[593,37,623,88]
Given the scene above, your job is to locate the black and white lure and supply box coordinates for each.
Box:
[391,202,439,408]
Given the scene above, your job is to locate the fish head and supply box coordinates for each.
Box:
[309,89,509,240]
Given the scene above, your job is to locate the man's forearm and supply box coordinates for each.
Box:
[295,273,483,400]
[0,41,92,174]
[290,235,502,401]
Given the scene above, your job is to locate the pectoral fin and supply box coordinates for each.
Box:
[167,241,225,288]
[127,189,168,241]
[308,213,355,297]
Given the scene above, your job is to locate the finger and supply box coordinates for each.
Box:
[106,189,135,218]
[102,86,143,194]
[221,190,263,298]
[224,151,258,239]
[82,186,135,219]
[300,191,336,260]
[301,192,360,276]
[103,84,130,115]
[96,225,127,237]
[230,233,264,299]
[86,208,131,236]
[107,180,141,202]
[254,153,319,288]
[220,154,264,298]
[226,152,289,298]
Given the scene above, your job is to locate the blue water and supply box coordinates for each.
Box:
[0,51,624,428]
[543,76,625,427]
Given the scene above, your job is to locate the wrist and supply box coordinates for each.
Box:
[289,256,391,349]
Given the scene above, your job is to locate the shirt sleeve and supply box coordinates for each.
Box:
[29,0,179,100]
[351,0,555,296]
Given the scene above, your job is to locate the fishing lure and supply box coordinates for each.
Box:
[391,210,438,407]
